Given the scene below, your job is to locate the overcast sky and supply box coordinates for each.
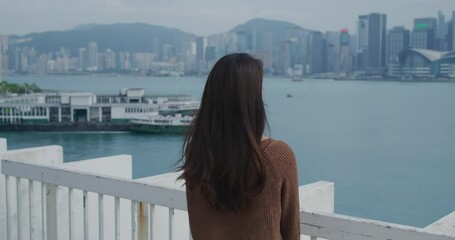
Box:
[0,0,454,36]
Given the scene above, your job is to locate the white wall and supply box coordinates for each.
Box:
[70,95,94,106]
[0,139,64,240]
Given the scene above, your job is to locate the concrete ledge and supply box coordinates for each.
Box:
[1,143,64,240]
[425,211,455,236]
[1,145,64,165]
[0,138,6,154]
[299,181,335,214]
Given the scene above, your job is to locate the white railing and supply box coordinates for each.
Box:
[2,159,186,240]
[2,159,455,240]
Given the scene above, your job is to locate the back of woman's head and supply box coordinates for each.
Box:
[180,53,267,212]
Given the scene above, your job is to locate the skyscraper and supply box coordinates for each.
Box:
[0,35,8,55]
[367,13,387,74]
[448,20,455,51]
[357,15,369,52]
[356,15,369,71]
[195,37,205,63]
[388,27,410,64]
[436,11,448,50]
[388,26,411,76]
[78,48,87,70]
[105,49,116,70]
[88,42,98,71]
[356,13,387,74]
[412,18,437,50]
[307,31,326,74]
[339,29,352,73]
[236,31,252,52]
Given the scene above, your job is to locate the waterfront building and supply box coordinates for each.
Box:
[448,20,455,51]
[356,13,387,74]
[307,31,327,74]
[0,35,8,54]
[412,18,437,50]
[195,37,205,63]
[105,48,116,70]
[0,89,194,124]
[395,48,455,77]
[388,27,410,76]
[78,48,87,70]
[367,13,387,74]
[88,42,98,71]
[339,29,352,73]
[325,31,341,72]
[236,31,252,53]
[437,11,448,50]
[356,15,369,71]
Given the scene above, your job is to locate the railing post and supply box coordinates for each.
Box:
[137,202,149,240]
[46,184,58,240]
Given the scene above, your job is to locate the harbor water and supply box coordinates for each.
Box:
[1,75,455,228]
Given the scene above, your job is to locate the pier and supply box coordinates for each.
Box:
[1,137,454,239]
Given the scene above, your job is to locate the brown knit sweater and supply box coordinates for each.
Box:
[186,139,300,240]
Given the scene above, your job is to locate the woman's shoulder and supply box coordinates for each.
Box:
[261,138,297,176]
[262,138,294,155]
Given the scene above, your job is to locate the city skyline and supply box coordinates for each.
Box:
[0,0,454,36]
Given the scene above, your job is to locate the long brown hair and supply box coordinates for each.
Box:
[179,53,267,212]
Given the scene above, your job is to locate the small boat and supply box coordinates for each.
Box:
[292,77,303,82]
[130,114,193,134]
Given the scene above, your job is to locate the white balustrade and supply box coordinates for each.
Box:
[1,137,455,240]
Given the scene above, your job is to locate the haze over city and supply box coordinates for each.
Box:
[1,0,454,35]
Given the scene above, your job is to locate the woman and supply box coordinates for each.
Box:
[180,53,300,240]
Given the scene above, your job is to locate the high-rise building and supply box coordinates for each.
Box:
[88,42,98,71]
[448,20,455,51]
[325,31,341,72]
[105,49,116,70]
[367,13,387,74]
[388,26,410,76]
[339,29,352,73]
[436,11,448,50]
[307,31,326,74]
[0,35,8,54]
[78,48,87,70]
[412,18,437,50]
[236,31,252,52]
[388,26,410,64]
[195,37,205,63]
[437,11,447,39]
[356,16,368,71]
[357,15,369,51]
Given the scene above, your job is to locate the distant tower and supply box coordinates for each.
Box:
[236,31,252,52]
[412,18,437,50]
[388,27,410,64]
[388,26,410,76]
[307,31,326,74]
[88,42,98,71]
[448,20,455,51]
[0,52,2,84]
[339,28,352,73]
[105,49,116,70]
[356,15,369,71]
[195,37,205,63]
[367,13,387,74]
[78,48,88,70]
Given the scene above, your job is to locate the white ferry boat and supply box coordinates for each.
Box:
[130,113,193,134]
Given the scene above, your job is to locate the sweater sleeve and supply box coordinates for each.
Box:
[279,144,300,240]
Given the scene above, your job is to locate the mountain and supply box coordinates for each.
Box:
[10,23,196,55]
[229,18,312,44]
